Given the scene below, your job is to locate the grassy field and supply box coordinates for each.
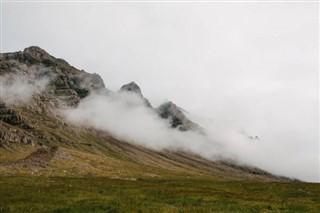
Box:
[0,176,319,213]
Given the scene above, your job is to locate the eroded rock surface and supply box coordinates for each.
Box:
[157,101,202,132]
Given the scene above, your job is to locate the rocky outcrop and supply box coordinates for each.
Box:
[157,101,202,132]
[0,129,35,147]
[120,81,142,94]
[0,46,105,147]
[119,81,152,107]
[0,101,34,129]
[0,46,105,108]
[119,82,202,132]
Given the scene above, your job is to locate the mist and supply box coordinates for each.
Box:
[63,92,223,158]
[0,73,50,105]
[63,89,319,182]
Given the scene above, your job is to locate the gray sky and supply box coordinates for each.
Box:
[1,1,319,182]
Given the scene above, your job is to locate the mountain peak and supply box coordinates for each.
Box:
[119,81,153,107]
[22,46,56,65]
[23,46,48,55]
[157,101,202,132]
[120,81,142,94]
[1,47,105,108]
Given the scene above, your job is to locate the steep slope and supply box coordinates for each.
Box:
[0,47,289,181]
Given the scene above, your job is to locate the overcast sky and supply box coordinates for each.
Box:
[1,1,319,182]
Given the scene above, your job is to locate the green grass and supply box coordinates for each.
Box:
[1,176,319,213]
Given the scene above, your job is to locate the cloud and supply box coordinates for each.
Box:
[63,91,223,157]
[0,72,51,105]
[63,90,319,183]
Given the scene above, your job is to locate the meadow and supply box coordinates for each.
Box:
[1,176,319,213]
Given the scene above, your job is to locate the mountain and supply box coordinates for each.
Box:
[0,46,289,181]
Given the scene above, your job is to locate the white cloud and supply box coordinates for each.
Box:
[0,73,50,105]
[63,91,319,182]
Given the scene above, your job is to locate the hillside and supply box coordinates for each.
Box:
[0,46,284,180]
[1,47,319,213]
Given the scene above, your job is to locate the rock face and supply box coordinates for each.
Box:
[0,46,107,147]
[0,46,105,108]
[157,101,202,132]
[120,81,142,94]
[0,101,33,129]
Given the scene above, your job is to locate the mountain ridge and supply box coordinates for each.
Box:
[0,46,292,181]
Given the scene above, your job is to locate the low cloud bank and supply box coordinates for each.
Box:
[63,91,319,182]
[63,92,224,158]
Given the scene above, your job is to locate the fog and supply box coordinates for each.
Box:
[0,73,50,105]
[1,2,319,182]
[61,87,318,182]
[63,92,223,157]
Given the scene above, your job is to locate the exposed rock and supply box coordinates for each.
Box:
[119,81,152,107]
[120,81,142,94]
[0,103,33,129]
[0,46,106,108]
[0,130,35,147]
[23,46,57,65]
[119,82,202,132]
[157,101,202,132]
